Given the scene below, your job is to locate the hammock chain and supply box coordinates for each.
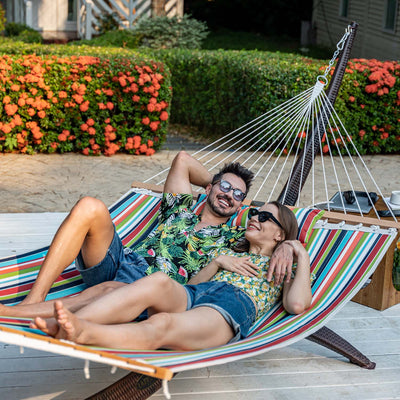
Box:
[320,24,352,79]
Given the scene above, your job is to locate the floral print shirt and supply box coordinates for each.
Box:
[133,193,246,284]
[208,248,301,319]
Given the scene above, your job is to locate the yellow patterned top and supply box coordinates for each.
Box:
[209,248,296,318]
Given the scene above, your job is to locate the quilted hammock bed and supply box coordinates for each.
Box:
[0,188,397,382]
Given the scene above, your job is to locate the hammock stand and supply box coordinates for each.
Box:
[1,22,399,400]
[278,18,375,386]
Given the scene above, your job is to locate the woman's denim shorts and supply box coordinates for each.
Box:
[75,226,149,286]
[184,281,257,343]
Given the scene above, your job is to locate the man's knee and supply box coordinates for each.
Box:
[171,150,190,168]
[70,197,108,223]
[150,271,175,291]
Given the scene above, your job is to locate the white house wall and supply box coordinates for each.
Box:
[312,0,400,60]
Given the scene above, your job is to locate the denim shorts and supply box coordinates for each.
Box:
[184,281,257,343]
[75,226,149,286]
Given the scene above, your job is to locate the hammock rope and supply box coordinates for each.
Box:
[143,24,397,221]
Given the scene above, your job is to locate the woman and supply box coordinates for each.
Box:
[32,202,312,351]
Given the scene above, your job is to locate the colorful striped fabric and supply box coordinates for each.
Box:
[0,190,397,376]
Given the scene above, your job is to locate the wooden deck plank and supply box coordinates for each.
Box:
[0,213,67,258]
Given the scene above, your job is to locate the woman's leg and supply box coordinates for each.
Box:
[31,272,188,335]
[40,301,234,350]
[74,272,188,324]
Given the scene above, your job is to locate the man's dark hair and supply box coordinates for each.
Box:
[211,162,254,194]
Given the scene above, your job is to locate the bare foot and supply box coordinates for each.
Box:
[0,303,9,316]
[30,316,60,336]
[53,300,85,343]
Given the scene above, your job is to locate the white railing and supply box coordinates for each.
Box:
[78,0,183,40]
[24,0,33,27]
[8,0,33,27]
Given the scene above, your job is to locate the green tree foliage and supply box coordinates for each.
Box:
[184,0,313,38]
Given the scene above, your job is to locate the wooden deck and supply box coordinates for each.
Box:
[1,213,400,399]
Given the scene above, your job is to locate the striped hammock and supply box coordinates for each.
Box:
[0,188,397,385]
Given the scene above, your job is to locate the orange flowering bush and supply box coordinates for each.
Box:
[320,58,400,154]
[0,54,171,155]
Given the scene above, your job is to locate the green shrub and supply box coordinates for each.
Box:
[150,49,320,132]
[0,53,172,156]
[71,29,141,49]
[134,14,209,49]
[0,38,140,56]
[5,22,36,37]
[16,29,43,44]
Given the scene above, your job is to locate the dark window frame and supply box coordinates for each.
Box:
[68,0,77,22]
[383,0,398,33]
[339,0,349,18]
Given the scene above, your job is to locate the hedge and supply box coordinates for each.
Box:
[149,49,400,155]
[0,39,399,156]
[149,49,320,132]
[0,42,172,155]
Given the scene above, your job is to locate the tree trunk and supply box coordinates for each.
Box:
[151,0,166,17]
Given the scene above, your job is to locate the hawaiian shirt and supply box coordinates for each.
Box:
[208,248,311,319]
[133,193,246,284]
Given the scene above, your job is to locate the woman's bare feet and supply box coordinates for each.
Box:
[31,300,89,344]
[52,300,86,343]
[0,303,9,316]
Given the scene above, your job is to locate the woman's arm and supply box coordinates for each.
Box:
[188,259,220,284]
[281,240,312,315]
[188,255,259,284]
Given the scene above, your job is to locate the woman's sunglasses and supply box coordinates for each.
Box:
[248,208,284,230]
[217,180,246,202]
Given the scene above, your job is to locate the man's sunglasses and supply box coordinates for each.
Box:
[248,208,284,230]
[217,180,246,202]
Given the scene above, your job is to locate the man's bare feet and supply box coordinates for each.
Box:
[0,303,9,316]
[30,316,60,336]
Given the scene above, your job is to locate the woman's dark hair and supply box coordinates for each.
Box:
[233,201,299,253]
[211,162,254,194]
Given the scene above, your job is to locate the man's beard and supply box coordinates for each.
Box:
[206,193,236,218]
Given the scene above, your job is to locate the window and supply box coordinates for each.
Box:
[339,0,349,18]
[384,0,398,31]
[68,0,77,21]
